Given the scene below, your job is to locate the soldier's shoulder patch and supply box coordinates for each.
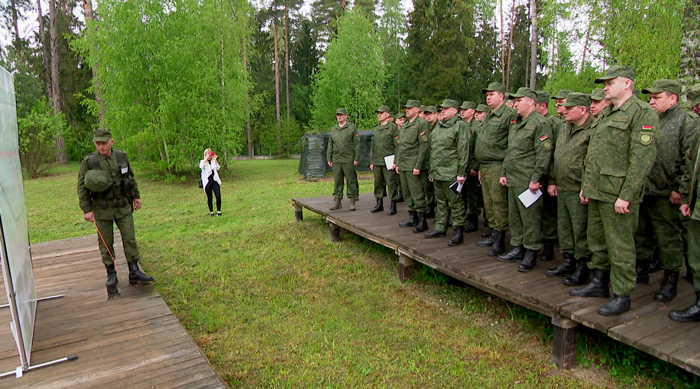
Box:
[511,120,517,124]
[640,133,653,145]
[422,134,428,142]
[395,135,399,139]
[356,133,360,137]
[539,135,548,142]
[542,140,553,150]
[641,125,654,131]
[420,131,426,135]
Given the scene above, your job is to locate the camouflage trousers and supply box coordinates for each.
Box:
[433,180,467,232]
[423,170,435,205]
[557,191,591,259]
[332,163,358,200]
[95,213,141,267]
[507,182,543,251]
[462,174,482,218]
[541,187,558,240]
[685,218,700,291]
[634,195,684,271]
[588,199,640,296]
[399,169,428,213]
[373,165,399,200]
[480,164,508,232]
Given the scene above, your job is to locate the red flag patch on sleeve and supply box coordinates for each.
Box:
[356,133,360,137]
[511,120,517,124]
[642,125,653,130]
[395,135,399,139]
[420,131,426,135]
[539,135,548,142]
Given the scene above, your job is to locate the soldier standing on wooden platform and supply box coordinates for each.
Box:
[460,101,482,234]
[370,105,400,215]
[544,93,594,285]
[572,66,659,316]
[327,108,360,211]
[78,129,153,300]
[422,106,438,219]
[394,100,430,233]
[589,88,610,119]
[634,80,700,303]
[497,88,553,272]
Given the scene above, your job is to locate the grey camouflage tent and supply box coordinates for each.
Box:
[298,131,373,178]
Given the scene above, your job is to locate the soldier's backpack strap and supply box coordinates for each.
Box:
[88,153,100,170]
[113,150,129,175]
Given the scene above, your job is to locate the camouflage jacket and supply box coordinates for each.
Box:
[581,96,659,203]
[550,114,594,192]
[78,150,140,220]
[475,103,517,167]
[395,116,431,171]
[327,122,360,164]
[429,115,470,181]
[501,111,553,186]
[369,122,398,165]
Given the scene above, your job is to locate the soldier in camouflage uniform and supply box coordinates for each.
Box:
[78,129,153,299]
[370,105,400,215]
[460,101,482,233]
[327,108,361,211]
[474,104,489,122]
[572,66,659,316]
[497,88,553,272]
[394,100,431,233]
[476,82,518,256]
[589,88,610,119]
[545,93,594,285]
[688,85,700,116]
[396,112,407,129]
[633,80,700,303]
[424,100,470,245]
[552,90,571,117]
[422,106,438,218]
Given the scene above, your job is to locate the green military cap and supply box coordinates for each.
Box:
[595,65,636,83]
[84,170,113,193]
[687,84,700,107]
[460,101,476,110]
[509,87,537,100]
[633,89,641,98]
[423,106,437,113]
[642,79,682,96]
[376,105,391,113]
[336,108,347,115]
[535,91,550,103]
[561,92,591,108]
[404,99,422,108]
[590,88,606,101]
[396,112,406,119]
[475,104,490,112]
[504,93,512,100]
[551,90,571,100]
[419,105,426,112]
[439,99,459,108]
[482,82,506,94]
[93,128,113,142]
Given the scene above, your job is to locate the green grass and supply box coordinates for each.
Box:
[23,159,699,388]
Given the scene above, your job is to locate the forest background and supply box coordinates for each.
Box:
[2,0,699,178]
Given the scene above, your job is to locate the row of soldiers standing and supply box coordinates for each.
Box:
[326,65,700,321]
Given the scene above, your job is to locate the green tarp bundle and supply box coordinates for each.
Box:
[298,131,373,178]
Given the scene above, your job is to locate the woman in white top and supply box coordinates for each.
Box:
[200,148,222,216]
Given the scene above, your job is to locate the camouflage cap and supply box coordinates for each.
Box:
[633,89,641,98]
[439,99,460,109]
[93,128,113,143]
[552,90,571,100]
[509,87,537,100]
[336,108,347,115]
[687,84,700,108]
[460,101,476,110]
[419,105,426,112]
[404,99,422,108]
[561,92,591,108]
[595,65,636,83]
[590,88,606,101]
[84,170,113,193]
[396,112,406,119]
[482,82,506,94]
[535,91,550,104]
[642,79,682,96]
[475,104,490,112]
[423,106,437,113]
[376,105,391,113]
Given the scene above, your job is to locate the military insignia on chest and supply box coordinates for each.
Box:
[540,134,553,150]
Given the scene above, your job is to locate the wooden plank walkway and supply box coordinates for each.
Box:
[0,235,225,389]
[293,192,700,375]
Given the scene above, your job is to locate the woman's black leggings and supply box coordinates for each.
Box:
[205,176,221,212]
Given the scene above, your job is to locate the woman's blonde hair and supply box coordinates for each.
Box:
[203,148,212,160]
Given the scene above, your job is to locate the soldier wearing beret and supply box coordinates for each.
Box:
[327,108,361,211]
[497,88,553,272]
[394,100,431,232]
[545,93,594,285]
[572,66,659,316]
[634,80,700,303]
[78,129,153,299]
[476,82,518,256]
[459,101,482,233]
[589,88,611,118]
[370,105,400,215]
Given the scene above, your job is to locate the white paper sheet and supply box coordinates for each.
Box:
[518,188,542,208]
[449,181,464,193]
[384,155,395,170]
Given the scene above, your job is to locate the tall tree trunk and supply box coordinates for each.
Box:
[285,3,291,124]
[83,0,104,124]
[274,17,282,155]
[38,0,52,98]
[581,4,593,72]
[529,0,537,89]
[505,0,516,91]
[500,0,505,84]
[50,0,67,163]
[680,0,700,88]
[244,31,253,158]
[11,0,21,56]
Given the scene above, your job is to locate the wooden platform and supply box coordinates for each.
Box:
[0,235,225,389]
[293,193,700,375]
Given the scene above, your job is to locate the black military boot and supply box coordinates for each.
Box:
[413,212,429,233]
[498,246,525,262]
[388,200,397,216]
[564,258,590,286]
[105,264,119,300]
[479,228,494,241]
[540,239,555,262]
[370,198,384,213]
[397,192,404,202]
[425,203,436,219]
[598,294,630,316]
[489,230,507,257]
[448,227,464,246]
[399,211,418,227]
[546,253,576,277]
[128,262,154,284]
[669,292,700,322]
[636,260,650,284]
[654,270,679,303]
[570,269,610,298]
[518,250,538,272]
[425,229,447,239]
[464,215,479,233]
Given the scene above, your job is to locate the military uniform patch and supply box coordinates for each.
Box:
[542,140,553,150]
[642,125,653,131]
[640,133,652,145]
[422,135,428,142]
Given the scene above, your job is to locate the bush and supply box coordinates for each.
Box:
[18,98,67,179]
